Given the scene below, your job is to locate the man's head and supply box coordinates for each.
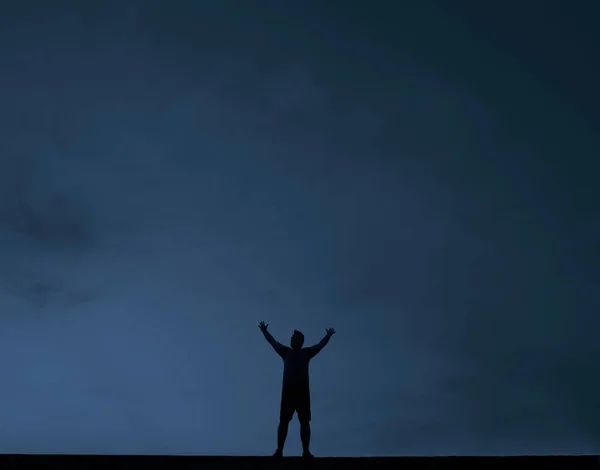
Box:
[290,330,304,349]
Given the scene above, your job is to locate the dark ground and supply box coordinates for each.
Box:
[0,455,598,470]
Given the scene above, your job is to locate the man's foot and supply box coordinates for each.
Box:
[273,449,283,458]
[302,451,314,458]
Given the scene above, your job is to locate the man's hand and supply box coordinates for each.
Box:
[325,327,336,337]
[258,321,269,332]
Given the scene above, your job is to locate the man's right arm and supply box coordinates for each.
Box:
[259,321,289,358]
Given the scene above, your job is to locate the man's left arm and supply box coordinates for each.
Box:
[306,327,336,359]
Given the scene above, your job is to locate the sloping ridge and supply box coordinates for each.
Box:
[0,454,597,469]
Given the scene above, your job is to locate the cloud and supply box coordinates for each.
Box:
[0,2,598,456]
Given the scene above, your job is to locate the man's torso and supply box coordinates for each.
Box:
[282,347,311,388]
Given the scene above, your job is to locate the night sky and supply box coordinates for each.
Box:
[0,0,599,457]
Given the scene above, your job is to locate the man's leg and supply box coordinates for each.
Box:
[298,388,313,457]
[300,420,311,455]
[276,418,290,454]
[276,387,294,456]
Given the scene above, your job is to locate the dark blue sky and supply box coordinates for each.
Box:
[0,0,598,457]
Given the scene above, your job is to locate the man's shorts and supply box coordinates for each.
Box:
[280,385,311,422]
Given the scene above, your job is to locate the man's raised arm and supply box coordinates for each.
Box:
[306,327,336,359]
[258,321,289,358]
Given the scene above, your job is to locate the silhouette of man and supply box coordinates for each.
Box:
[258,321,336,458]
